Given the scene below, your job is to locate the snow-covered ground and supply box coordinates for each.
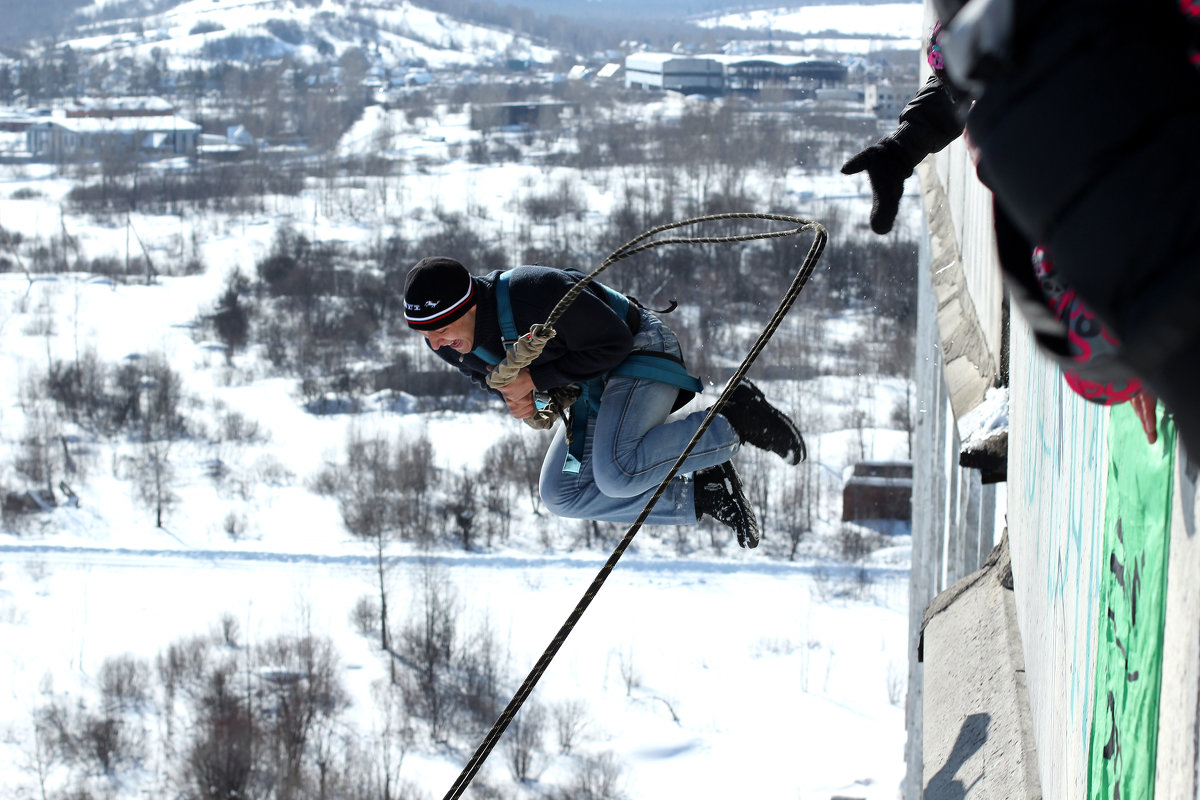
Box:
[697,2,925,53]
[0,547,908,798]
[0,170,913,800]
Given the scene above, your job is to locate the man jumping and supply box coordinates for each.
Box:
[403,256,806,548]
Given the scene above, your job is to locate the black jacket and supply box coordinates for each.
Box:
[427,266,635,395]
[890,74,968,169]
[929,0,1200,455]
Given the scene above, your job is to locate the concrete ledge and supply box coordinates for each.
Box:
[916,157,998,429]
[920,532,1042,799]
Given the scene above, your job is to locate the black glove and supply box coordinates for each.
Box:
[840,139,913,235]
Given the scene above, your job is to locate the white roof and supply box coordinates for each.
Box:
[60,96,175,115]
[626,52,720,68]
[709,53,840,66]
[625,51,840,72]
[35,115,201,134]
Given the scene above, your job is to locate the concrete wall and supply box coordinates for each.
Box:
[907,161,1003,800]
[909,10,1200,794]
[1006,319,1108,799]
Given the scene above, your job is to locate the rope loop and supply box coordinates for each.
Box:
[444,212,827,800]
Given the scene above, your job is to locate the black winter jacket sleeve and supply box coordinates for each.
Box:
[427,266,635,395]
[890,74,969,169]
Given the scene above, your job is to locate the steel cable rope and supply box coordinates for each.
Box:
[446,212,827,800]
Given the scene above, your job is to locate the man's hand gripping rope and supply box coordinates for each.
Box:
[485,323,581,430]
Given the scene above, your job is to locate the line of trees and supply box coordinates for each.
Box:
[24,571,628,799]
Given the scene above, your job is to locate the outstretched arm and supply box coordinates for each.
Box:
[841,74,967,234]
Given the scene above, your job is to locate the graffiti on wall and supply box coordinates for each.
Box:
[1016,346,1108,721]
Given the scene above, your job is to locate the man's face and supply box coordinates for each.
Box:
[419,306,476,353]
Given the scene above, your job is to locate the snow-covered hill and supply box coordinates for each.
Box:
[54,0,557,71]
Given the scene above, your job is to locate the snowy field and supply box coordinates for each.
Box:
[0,549,908,798]
[697,2,926,53]
[0,121,918,800]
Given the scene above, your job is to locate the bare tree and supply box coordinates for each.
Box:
[617,645,639,697]
[368,680,413,800]
[780,474,809,561]
[33,678,144,779]
[484,430,549,516]
[350,596,380,638]
[394,431,436,542]
[130,355,186,528]
[15,405,61,500]
[157,634,212,743]
[29,683,65,800]
[397,560,459,742]
[183,661,262,800]
[444,468,477,550]
[256,634,349,797]
[548,750,628,800]
[479,466,512,545]
[321,429,435,656]
[335,433,400,654]
[458,618,509,732]
[98,654,151,712]
[505,700,546,784]
[217,612,241,647]
[551,699,589,754]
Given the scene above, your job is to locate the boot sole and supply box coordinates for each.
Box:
[731,379,807,466]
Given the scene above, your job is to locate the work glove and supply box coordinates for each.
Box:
[840,138,913,235]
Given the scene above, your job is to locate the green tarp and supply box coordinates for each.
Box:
[1086,402,1176,799]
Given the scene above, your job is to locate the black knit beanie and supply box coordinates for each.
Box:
[403,257,477,331]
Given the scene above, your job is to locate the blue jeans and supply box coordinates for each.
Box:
[539,311,741,525]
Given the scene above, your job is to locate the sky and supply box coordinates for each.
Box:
[0,3,923,798]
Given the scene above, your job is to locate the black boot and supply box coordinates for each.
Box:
[718,379,807,465]
[694,461,760,548]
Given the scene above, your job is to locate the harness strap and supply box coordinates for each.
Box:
[472,271,523,364]
[560,352,703,474]
[472,345,504,365]
[611,352,703,393]
[492,269,702,474]
[495,270,521,347]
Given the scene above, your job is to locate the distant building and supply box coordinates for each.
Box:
[814,87,864,105]
[842,461,913,522]
[25,96,200,162]
[866,81,904,119]
[624,53,724,94]
[470,101,578,131]
[197,125,255,161]
[0,108,39,132]
[714,54,848,94]
[624,52,847,96]
[60,96,176,118]
[27,114,201,162]
[595,62,624,82]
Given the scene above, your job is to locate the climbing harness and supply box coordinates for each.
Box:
[487,267,702,474]
[445,212,827,800]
